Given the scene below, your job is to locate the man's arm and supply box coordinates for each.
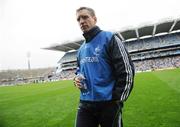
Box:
[108,34,135,102]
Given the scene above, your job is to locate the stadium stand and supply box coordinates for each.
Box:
[56,51,77,80]
[0,67,56,85]
[44,18,180,79]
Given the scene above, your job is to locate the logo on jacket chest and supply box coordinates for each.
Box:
[94,45,101,57]
[80,45,101,65]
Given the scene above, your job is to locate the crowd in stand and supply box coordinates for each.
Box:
[58,69,76,80]
[125,33,180,52]
[134,56,180,72]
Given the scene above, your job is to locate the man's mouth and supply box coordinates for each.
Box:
[81,24,88,29]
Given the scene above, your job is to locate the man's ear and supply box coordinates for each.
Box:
[93,16,97,23]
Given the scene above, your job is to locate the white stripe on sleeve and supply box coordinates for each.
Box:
[115,36,133,101]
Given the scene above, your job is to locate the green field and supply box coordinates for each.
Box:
[0,68,180,127]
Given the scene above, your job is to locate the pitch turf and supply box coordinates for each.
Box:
[0,68,180,127]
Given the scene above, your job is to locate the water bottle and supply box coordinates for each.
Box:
[77,73,89,95]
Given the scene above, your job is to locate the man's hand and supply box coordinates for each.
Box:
[73,76,83,89]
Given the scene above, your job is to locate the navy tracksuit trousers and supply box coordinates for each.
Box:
[75,101,123,127]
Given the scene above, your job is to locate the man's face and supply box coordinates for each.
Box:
[76,9,97,33]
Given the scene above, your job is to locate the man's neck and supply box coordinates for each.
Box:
[83,26,101,42]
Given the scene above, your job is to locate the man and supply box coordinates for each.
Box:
[74,7,135,127]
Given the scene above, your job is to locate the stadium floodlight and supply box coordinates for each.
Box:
[27,51,31,70]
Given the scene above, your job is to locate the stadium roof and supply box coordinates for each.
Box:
[44,18,180,52]
[47,40,84,52]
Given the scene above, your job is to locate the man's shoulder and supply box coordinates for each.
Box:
[101,30,113,35]
[99,30,114,39]
[100,31,122,40]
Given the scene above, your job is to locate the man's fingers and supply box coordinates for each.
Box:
[74,80,82,89]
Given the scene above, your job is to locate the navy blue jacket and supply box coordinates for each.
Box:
[76,26,135,102]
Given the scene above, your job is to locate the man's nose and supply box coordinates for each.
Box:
[79,18,85,24]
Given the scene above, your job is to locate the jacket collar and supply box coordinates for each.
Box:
[83,26,101,42]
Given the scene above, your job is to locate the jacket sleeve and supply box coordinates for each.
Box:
[108,33,135,102]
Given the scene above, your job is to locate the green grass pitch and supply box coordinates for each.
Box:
[0,68,180,127]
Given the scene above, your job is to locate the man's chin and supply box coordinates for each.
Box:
[81,27,90,32]
[82,29,88,33]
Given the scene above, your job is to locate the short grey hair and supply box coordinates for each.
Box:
[76,7,96,17]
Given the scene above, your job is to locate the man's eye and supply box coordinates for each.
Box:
[82,16,88,19]
[77,16,89,21]
[77,18,80,21]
